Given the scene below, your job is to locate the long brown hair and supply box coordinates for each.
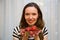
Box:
[19,2,44,40]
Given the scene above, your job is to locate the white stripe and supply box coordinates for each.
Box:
[28,37,34,39]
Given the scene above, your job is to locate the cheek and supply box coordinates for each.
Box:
[25,16,28,20]
[34,15,38,20]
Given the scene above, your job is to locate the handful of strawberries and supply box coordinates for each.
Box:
[20,25,41,37]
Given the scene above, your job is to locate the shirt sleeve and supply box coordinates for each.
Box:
[43,27,48,36]
[12,26,22,40]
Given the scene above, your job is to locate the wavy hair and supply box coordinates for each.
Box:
[19,2,44,40]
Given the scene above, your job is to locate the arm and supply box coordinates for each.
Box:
[43,27,48,40]
[34,33,48,40]
[13,26,29,40]
[22,35,28,40]
[34,35,40,40]
[22,32,28,40]
[13,26,20,40]
[13,37,19,40]
[44,35,48,40]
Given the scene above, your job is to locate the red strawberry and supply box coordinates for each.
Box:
[30,31,33,34]
[29,31,34,36]
[25,27,31,31]
[31,26,37,31]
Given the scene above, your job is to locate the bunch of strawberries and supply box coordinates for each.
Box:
[20,26,41,37]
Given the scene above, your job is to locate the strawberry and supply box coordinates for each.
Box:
[20,26,41,37]
[29,31,34,37]
[31,26,37,31]
[30,31,33,35]
[25,27,31,31]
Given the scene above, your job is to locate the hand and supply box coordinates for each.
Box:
[33,30,42,40]
[22,31,29,40]
[31,30,42,37]
[20,29,25,36]
[35,30,42,36]
[20,29,29,40]
[34,35,40,40]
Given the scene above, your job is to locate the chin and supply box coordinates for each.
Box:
[28,24,35,26]
[28,22,36,26]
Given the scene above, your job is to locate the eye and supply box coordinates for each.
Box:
[32,13,36,15]
[25,13,29,16]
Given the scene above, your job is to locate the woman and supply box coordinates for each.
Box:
[13,2,48,40]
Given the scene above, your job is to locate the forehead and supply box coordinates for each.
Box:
[25,6,37,10]
[25,7,38,13]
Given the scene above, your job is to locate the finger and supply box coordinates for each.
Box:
[33,34,35,37]
[34,30,42,36]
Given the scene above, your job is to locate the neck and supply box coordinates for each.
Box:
[28,25,35,27]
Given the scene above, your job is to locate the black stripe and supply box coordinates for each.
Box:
[13,35,19,38]
[13,31,21,37]
[44,27,46,31]
[14,28,16,32]
[43,29,47,34]
[13,35,22,40]
[16,26,20,33]
[43,27,47,34]
[44,32,48,36]
[16,26,18,31]
[13,31,18,35]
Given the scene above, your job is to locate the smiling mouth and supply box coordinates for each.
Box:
[28,20,34,23]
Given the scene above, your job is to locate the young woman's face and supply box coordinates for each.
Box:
[25,7,38,26]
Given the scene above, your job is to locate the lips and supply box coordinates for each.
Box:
[29,21,33,23]
[28,19,34,23]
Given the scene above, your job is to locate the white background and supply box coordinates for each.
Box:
[0,0,60,40]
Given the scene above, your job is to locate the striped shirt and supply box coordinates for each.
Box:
[13,26,48,40]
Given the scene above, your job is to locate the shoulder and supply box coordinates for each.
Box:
[42,27,48,36]
[12,26,21,39]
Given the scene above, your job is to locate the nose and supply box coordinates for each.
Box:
[29,16,33,19]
